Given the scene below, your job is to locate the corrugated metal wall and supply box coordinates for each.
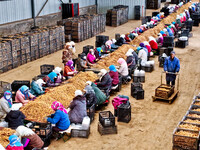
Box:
[0,0,32,24]
[97,0,146,19]
[0,0,95,25]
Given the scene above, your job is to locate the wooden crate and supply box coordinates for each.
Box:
[173,128,199,150]
[155,84,174,99]
[98,122,117,135]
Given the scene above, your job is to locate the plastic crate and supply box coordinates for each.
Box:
[83,45,94,55]
[40,64,55,75]
[71,127,90,138]
[145,65,153,72]
[41,134,51,147]
[98,122,117,135]
[117,103,131,123]
[133,76,145,83]
[11,80,30,92]
[99,111,115,127]
[115,33,121,41]
[163,36,174,43]
[30,122,52,138]
[152,11,159,17]
[173,128,199,150]
[133,87,144,100]
[0,81,11,97]
[131,82,142,97]
[193,20,199,27]
[87,104,95,123]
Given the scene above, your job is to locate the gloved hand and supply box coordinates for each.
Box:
[30,97,36,101]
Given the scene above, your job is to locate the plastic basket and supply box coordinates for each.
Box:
[99,111,115,127]
[40,64,54,75]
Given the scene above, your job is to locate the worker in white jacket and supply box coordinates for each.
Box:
[137,47,147,67]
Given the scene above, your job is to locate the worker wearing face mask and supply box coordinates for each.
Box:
[0,91,12,119]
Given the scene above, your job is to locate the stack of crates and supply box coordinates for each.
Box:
[10,37,21,68]
[135,5,140,20]
[0,81,11,98]
[30,32,40,61]
[40,64,55,76]
[147,0,161,9]
[20,33,31,64]
[95,35,109,47]
[0,40,12,72]
[162,36,175,47]
[38,28,50,58]
[98,111,117,135]
[49,26,58,54]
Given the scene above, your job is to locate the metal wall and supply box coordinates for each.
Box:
[97,0,146,19]
[0,0,95,25]
[0,0,32,25]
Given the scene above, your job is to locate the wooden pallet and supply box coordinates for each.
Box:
[152,90,179,104]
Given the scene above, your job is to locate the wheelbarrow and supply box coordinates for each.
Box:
[152,71,179,104]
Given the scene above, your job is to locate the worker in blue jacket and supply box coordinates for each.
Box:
[164,51,180,86]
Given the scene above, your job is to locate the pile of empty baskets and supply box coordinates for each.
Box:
[106,5,129,27]
[61,14,106,42]
[173,93,200,150]
[0,26,65,73]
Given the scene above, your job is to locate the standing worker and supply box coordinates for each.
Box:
[164,51,180,86]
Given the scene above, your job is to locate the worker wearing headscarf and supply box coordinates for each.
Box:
[43,71,58,87]
[64,60,77,78]
[30,79,45,97]
[47,101,70,132]
[84,83,97,108]
[0,91,12,119]
[109,65,119,86]
[117,58,129,77]
[96,69,112,92]
[137,47,147,67]
[6,135,23,150]
[157,33,164,46]
[53,67,65,83]
[15,86,35,105]
[149,36,158,50]
[87,49,96,64]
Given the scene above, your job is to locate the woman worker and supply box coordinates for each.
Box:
[43,72,58,87]
[63,60,77,79]
[0,91,12,119]
[15,86,35,106]
[30,79,46,97]
[47,101,70,132]
[68,90,87,124]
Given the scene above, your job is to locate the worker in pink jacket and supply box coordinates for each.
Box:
[15,85,35,105]
[87,49,96,64]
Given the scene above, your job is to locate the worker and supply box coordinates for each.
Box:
[5,108,25,129]
[95,69,112,96]
[6,135,23,150]
[30,79,45,97]
[53,67,65,83]
[139,43,148,56]
[0,91,12,119]
[87,49,96,64]
[109,65,119,87]
[160,30,167,37]
[105,40,113,50]
[69,41,78,67]
[126,51,136,72]
[117,58,130,83]
[127,48,138,64]
[157,33,164,46]
[62,42,73,66]
[15,126,44,150]
[86,81,107,106]
[43,72,59,87]
[15,86,35,106]
[77,53,89,72]
[68,90,87,124]
[143,41,151,56]
[47,101,70,132]
[63,60,77,79]
[94,47,103,59]
[164,51,180,86]
[137,47,147,67]
[149,36,158,50]
[116,34,126,46]
[84,83,97,108]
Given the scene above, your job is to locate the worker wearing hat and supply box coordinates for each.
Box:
[163,51,180,86]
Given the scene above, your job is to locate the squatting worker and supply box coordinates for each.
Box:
[164,51,180,86]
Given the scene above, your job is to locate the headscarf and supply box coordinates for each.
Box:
[51,101,67,114]
[139,43,145,47]
[66,60,75,71]
[117,58,126,65]
[109,65,117,72]
[7,135,22,147]
[158,33,162,37]
[16,125,35,137]
[35,79,45,91]
[120,34,125,38]
[96,47,103,56]
[75,90,83,97]
[84,85,95,94]
[136,46,142,52]
[3,91,12,108]
[128,48,134,53]
[19,85,30,100]
[149,36,156,42]
[99,69,107,76]
[48,72,58,82]
[86,81,92,86]
[126,51,133,57]
[53,67,62,74]
[143,41,150,46]
[160,31,165,35]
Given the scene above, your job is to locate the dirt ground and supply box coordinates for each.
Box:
[0,3,200,150]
